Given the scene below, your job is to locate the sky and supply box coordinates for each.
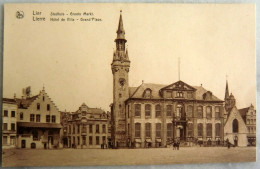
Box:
[3,3,256,112]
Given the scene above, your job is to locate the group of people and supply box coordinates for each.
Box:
[172,140,180,150]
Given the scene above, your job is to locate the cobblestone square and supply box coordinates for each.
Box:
[2,147,256,167]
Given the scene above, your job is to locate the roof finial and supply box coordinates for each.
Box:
[43,84,45,90]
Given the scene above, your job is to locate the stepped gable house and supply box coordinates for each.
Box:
[14,87,62,149]
[111,12,225,148]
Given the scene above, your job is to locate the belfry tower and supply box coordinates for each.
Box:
[111,11,130,147]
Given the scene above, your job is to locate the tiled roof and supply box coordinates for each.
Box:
[128,82,222,102]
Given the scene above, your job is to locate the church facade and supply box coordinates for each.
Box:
[111,12,225,148]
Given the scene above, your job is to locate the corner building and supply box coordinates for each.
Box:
[111,12,225,148]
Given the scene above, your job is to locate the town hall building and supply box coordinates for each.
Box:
[110,12,225,148]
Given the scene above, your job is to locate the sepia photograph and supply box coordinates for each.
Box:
[1,3,256,167]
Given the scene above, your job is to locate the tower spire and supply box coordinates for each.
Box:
[116,10,126,41]
[225,76,229,100]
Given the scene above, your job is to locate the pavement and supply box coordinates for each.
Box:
[2,147,256,167]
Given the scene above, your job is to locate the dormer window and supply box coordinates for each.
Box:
[143,88,152,98]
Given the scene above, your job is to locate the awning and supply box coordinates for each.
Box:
[17,122,62,129]
[156,138,162,142]
[135,139,142,143]
[145,139,152,143]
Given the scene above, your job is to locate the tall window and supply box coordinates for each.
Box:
[145,104,151,117]
[135,123,141,137]
[96,124,99,133]
[89,125,93,133]
[187,105,193,117]
[206,123,212,137]
[82,124,86,133]
[176,104,183,118]
[73,125,75,134]
[30,114,35,122]
[187,123,193,137]
[82,136,86,145]
[51,115,56,123]
[78,125,80,133]
[36,114,41,122]
[20,112,24,120]
[37,103,40,110]
[4,110,8,117]
[3,123,7,130]
[102,124,106,133]
[167,123,173,138]
[166,105,172,117]
[11,111,15,117]
[47,104,50,111]
[197,106,203,118]
[156,123,161,138]
[155,105,161,117]
[135,104,141,117]
[11,123,15,131]
[96,136,100,145]
[215,123,221,137]
[89,136,93,145]
[128,123,130,136]
[215,107,220,118]
[78,136,80,145]
[145,123,151,138]
[102,136,106,144]
[206,106,212,119]
[69,125,71,134]
[198,123,203,137]
[46,115,50,122]
[233,119,238,133]
[32,130,38,141]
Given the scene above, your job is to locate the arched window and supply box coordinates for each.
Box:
[187,123,193,137]
[206,123,212,137]
[155,105,161,117]
[145,104,151,117]
[233,119,239,133]
[197,106,203,118]
[198,123,203,137]
[187,105,193,117]
[135,104,141,117]
[215,123,221,137]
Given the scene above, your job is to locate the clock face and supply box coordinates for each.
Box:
[119,78,125,87]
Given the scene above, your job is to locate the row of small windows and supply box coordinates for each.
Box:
[3,123,16,131]
[247,119,256,125]
[134,104,221,118]
[68,124,106,134]
[30,114,56,123]
[248,126,256,133]
[37,103,51,111]
[70,136,106,146]
[3,110,16,117]
[134,123,221,138]
[143,89,194,99]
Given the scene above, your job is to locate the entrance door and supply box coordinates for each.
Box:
[21,140,26,148]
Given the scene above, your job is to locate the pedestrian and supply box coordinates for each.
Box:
[226,138,230,149]
[177,141,180,150]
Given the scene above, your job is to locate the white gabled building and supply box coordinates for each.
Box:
[14,87,62,149]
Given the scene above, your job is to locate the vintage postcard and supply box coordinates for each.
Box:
[2,3,256,167]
